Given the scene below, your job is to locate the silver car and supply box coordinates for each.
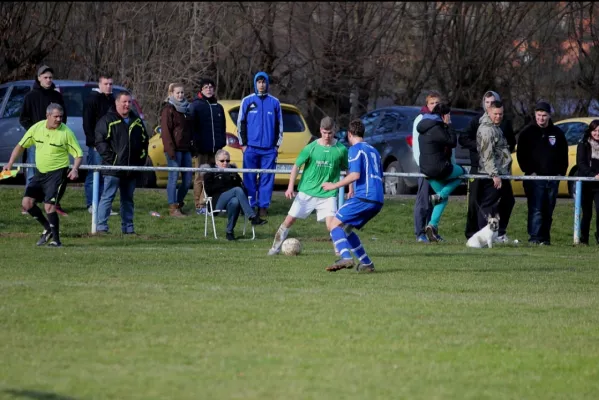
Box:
[0,80,147,179]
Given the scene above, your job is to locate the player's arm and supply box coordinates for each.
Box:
[322,172,359,191]
[2,145,25,171]
[286,164,300,199]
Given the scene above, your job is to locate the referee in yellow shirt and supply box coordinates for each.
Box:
[3,103,83,247]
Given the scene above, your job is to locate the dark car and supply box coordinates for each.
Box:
[335,106,479,194]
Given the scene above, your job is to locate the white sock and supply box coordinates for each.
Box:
[271,225,290,251]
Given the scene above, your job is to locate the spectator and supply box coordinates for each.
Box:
[417,103,465,242]
[476,100,515,238]
[236,71,283,218]
[161,83,194,217]
[3,103,82,247]
[95,91,149,235]
[412,91,441,243]
[190,78,226,215]
[83,73,117,216]
[204,149,267,241]
[516,101,568,245]
[459,90,515,239]
[575,119,599,245]
[19,65,68,216]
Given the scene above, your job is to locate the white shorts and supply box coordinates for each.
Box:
[288,192,337,222]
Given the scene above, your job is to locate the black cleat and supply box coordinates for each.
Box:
[36,230,53,246]
[47,240,62,248]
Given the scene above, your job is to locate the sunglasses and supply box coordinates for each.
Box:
[218,159,230,163]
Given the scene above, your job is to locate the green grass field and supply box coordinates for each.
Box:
[1,185,598,400]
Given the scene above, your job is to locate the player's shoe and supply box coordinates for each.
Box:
[36,230,53,246]
[356,262,375,273]
[325,258,355,272]
[267,247,280,256]
[47,240,62,248]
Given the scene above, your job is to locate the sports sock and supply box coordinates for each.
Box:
[47,212,60,243]
[330,227,352,260]
[28,205,51,231]
[271,224,289,251]
[347,231,372,265]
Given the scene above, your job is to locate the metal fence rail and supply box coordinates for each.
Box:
[2,162,592,243]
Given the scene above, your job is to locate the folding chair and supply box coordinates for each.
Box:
[203,188,255,240]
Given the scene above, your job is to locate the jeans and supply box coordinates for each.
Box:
[427,165,464,227]
[97,175,137,233]
[214,186,255,233]
[523,179,559,243]
[413,176,433,236]
[166,151,193,205]
[243,146,277,209]
[25,146,37,188]
[84,148,104,208]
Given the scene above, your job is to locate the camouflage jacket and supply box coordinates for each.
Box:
[476,113,512,176]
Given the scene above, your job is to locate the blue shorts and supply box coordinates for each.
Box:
[335,198,383,230]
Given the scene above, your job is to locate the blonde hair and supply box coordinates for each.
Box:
[166,83,184,99]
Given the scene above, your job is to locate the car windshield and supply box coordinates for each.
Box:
[229,109,305,132]
[60,86,141,117]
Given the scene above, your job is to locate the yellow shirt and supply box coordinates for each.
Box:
[18,120,83,173]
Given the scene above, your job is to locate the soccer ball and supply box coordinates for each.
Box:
[281,238,302,256]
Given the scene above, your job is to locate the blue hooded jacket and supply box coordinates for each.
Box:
[236,72,284,149]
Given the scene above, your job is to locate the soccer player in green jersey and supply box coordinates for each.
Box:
[268,117,351,255]
[3,103,83,247]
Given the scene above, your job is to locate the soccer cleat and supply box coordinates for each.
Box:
[267,247,280,256]
[429,194,442,206]
[416,234,429,243]
[47,240,62,248]
[425,224,439,243]
[356,262,375,273]
[36,230,53,246]
[325,258,355,272]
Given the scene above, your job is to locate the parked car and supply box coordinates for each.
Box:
[147,99,313,187]
[0,80,147,182]
[335,106,479,194]
[511,117,597,198]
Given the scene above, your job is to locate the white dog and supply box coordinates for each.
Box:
[466,214,500,248]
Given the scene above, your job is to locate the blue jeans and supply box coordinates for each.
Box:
[427,165,465,227]
[413,176,433,236]
[84,148,104,208]
[214,187,255,233]
[523,179,559,243]
[242,146,277,208]
[97,175,136,233]
[166,151,193,205]
[25,146,37,188]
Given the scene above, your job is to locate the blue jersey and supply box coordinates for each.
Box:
[348,142,384,204]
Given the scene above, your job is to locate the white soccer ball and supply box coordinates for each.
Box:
[281,238,302,256]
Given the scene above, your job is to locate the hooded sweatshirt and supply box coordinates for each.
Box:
[458,91,515,167]
[412,105,430,167]
[236,72,284,149]
[476,113,512,176]
[416,114,456,179]
[19,80,67,130]
[516,120,568,176]
[83,88,115,147]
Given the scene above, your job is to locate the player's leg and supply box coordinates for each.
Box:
[42,169,68,246]
[268,192,314,255]
[23,173,51,238]
[317,197,339,255]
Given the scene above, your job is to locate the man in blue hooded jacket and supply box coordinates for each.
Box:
[236,72,284,217]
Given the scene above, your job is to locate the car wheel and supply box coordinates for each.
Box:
[384,161,409,195]
[137,157,157,188]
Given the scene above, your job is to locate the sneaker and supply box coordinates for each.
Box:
[36,230,53,246]
[416,234,429,243]
[250,215,267,226]
[110,210,119,216]
[425,224,439,242]
[55,205,68,217]
[356,262,375,273]
[325,258,355,272]
[429,194,442,206]
[268,248,280,255]
[47,240,62,248]
[495,234,510,243]
[196,207,207,215]
[435,234,445,242]
[226,232,236,241]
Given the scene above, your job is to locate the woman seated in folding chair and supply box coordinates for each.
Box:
[204,149,268,240]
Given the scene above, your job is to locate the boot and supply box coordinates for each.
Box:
[169,204,185,218]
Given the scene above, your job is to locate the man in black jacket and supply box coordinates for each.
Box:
[190,78,226,215]
[459,90,515,239]
[83,74,116,213]
[516,101,568,245]
[19,65,68,215]
[94,91,149,234]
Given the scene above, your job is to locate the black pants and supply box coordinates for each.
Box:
[464,166,485,239]
[580,185,599,244]
[478,178,515,237]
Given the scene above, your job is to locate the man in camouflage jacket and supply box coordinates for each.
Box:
[476,100,515,241]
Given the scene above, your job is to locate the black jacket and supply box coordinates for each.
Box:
[516,121,568,176]
[576,135,599,187]
[190,94,226,155]
[458,111,515,167]
[204,164,247,206]
[19,81,67,130]
[417,116,457,179]
[95,108,149,177]
[83,90,115,147]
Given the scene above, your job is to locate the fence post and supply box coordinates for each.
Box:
[573,180,582,244]
[91,170,100,234]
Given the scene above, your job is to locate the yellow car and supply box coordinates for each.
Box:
[511,117,596,197]
[147,99,313,187]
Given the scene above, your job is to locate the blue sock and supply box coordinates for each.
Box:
[331,227,353,260]
[347,232,372,265]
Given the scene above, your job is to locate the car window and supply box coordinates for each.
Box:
[0,87,8,114]
[361,111,382,137]
[558,122,587,145]
[451,113,478,133]
[228,108,306,132]
[375,111,400,135]
[60,86,94,117]
[2,85,30,119]
[397,109,420,131]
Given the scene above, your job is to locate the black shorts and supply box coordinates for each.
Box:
[24,168,69,205]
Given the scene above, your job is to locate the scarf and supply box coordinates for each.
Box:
[589,137,599,160]
[167,96,190,115]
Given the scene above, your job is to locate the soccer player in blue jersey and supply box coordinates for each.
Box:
[321,119,384,272]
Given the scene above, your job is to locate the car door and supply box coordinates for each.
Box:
[372,110,401,161]
[361,110,383,148]
[0,84,31,163]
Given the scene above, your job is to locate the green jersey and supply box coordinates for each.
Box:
[18,120,83,173]
[295,140,348,198]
